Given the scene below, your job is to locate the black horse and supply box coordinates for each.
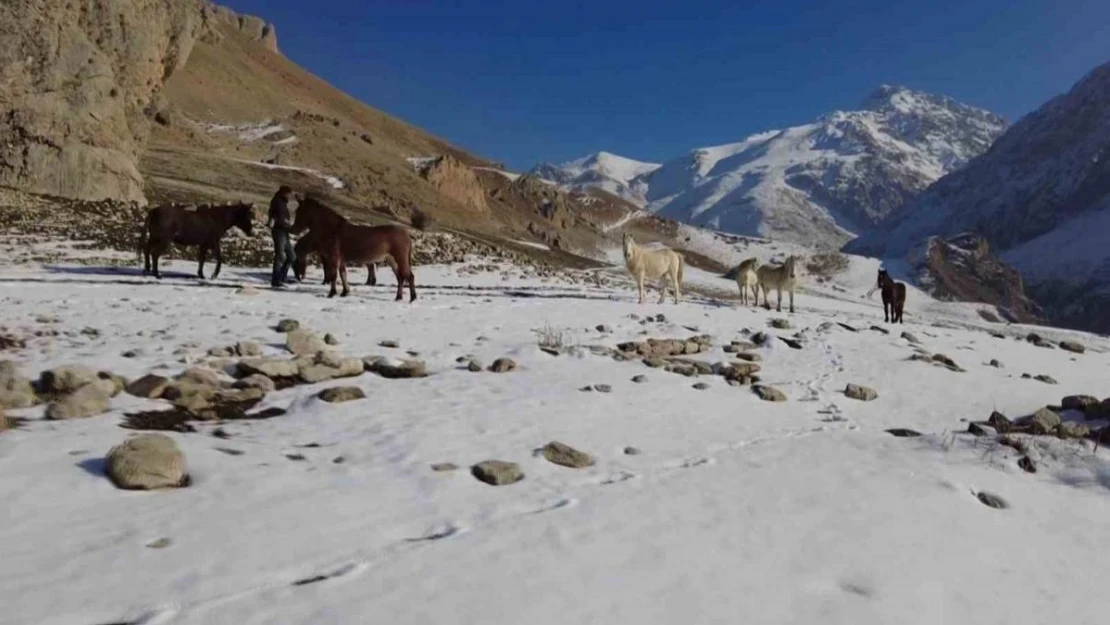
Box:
[877,269,906,323]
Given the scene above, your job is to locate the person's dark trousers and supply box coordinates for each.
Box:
[271,229,296,286]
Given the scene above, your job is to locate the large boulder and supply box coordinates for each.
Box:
[125,374,172,399]
[540,441,594,468]
[0,0,208,203]
[286,329,328,357]
[0,360,36,409]
[105,434,188,490]
[38,365,99,395]
[45,380,113,419]
[237,358,299,379]
[845,383,878,401]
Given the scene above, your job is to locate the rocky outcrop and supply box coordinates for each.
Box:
[908,234,1042,324]
[200,5,279,52]
[420,155,489,215]
[0,0,208,203]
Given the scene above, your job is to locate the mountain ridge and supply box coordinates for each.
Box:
[534,86,1006,249]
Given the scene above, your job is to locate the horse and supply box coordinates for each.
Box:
[621,233,684,304]
[290,196,425,300]
[292,229,383,286]
[756,255,799,313]
[877,269,906,323]
[141,202,254,280]
[734,257,760,307]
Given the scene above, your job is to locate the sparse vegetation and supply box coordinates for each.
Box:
[805,252,849,278]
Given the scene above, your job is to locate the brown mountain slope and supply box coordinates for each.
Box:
[140,3,644,264]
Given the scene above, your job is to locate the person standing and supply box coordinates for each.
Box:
[268,185,297,288]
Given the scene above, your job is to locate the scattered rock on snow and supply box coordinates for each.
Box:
[1061,395,1099,412]
[0,361,37,409]
[276,319,300,333]
[235,341,263,357]
[770,318,791,330]
[752,385,786,402]
[967,422,997,437]
[733,352,762,362]
[844,384,878,401]
[431,462,459,472]
[631,375,647,383]
[233,374,277,393]
[370,358,428,379]
[38,364,98,395]
[106,433,188,490]
[176,366,227,388]
[286,329,328,357]
[1017,456,1036,473]
[692,382,710,390]
[1055,421,1090,440]
[623,446,641,455]
[976,491,1008,509]
[1034,374,1058,385]
[125,374,172,399]
[751,332,770,346]
[237,358,299,380]
[1028,407,1061,435]
[45,380,113,420]
[885,428,922,438]
[379,339,401,349]
[1058,340,1086,354]
[489,357,517,373]
[869,325,890,335]
[467,360,483,372]
[471,460,524,486]
[317,386,366,403]
[96,372,127,397]
[593,384,612,393]
[900,331,920,343]
[540,441,595,468]
[988,411,1012,433]
[324,333,340,346]
[988,359,1003,368]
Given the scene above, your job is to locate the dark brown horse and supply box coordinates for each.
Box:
[292,228,384,286]
[290,196,424,300]
[877,269,906,323]
[141,202,254,279]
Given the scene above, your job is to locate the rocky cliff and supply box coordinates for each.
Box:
[0,0,208,203]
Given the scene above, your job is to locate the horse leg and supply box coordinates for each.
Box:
[789,288,795,314]
[883,299,890,323]
[340,264,350,297]
[637,273,646,304]
[143,240,151,276]
[152,240,169,280]
[197,245,207,279]
[762,285,771,310]
[366,263,376,286]
[752,285,760,308]
[657,275,667,304]
[776,288,782,312]
[211,243,223,280]
[672,269,680,304]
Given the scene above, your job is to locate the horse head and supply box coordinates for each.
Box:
[622,233,635,257]
[785,255,798,279]
[232,201,255,236]
[290,196,315,235]
[877,268,891,287]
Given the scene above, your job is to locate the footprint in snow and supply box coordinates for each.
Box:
[406,523,464,543]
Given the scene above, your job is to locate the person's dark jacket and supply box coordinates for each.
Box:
[268,191,292,231]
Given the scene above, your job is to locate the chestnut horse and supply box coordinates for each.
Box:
[141,202,254,279]
[877,269,906,323]
[292,229,384,286]
[290,196,424,300]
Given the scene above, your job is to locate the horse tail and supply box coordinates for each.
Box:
[137,213,149,265]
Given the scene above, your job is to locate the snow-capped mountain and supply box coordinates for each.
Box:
[534,86,1006,249]
[530,152,660,207]
[847,61,1110,333]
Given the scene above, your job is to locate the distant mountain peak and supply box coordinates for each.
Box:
[531,86,1007,248]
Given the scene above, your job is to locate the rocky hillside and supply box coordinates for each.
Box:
[1,1,668,265]
[908,234,1043,324]
[848,61,1110,333]
[536,87,1006,250]
[0,0,207,202]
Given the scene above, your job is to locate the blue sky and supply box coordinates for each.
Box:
[222,0,1109,171]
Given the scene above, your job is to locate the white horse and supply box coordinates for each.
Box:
[756,255,799,313]
[734,257,760,306]
[622,233,684,304]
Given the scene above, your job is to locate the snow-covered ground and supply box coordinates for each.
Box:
[2,248,1108,625]
[231,159,346,190]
